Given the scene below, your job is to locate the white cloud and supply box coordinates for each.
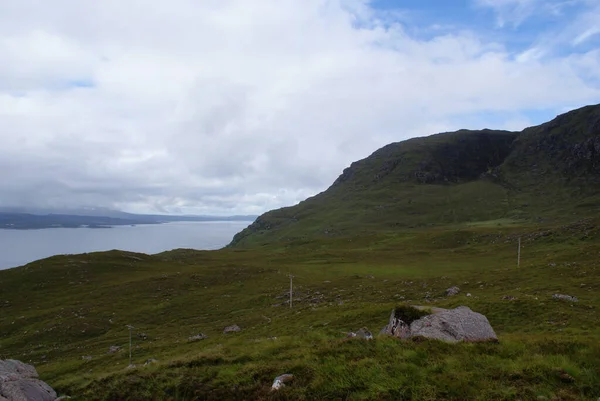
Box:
[0,0,598,215]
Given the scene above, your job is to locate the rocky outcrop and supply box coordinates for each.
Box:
[381,306,498,343]
[0,360,57,401]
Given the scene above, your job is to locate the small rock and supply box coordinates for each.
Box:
[466,293,472,297]
[552,294,578,302]
[81,356,92,361]
[188,333,208,341]
[223,324,241,334]
[559,372,575,383]
[144,358,158,366]
[445,286,460,296]
[271,374,294,391]
[365,275,375,279]
[107,346,121,354]
[501,295,516,301]
[355,327,373,340]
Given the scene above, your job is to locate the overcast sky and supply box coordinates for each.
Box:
[1,0,599,215]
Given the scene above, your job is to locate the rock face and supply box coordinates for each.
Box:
[0,360,57,401]
[381,306,498,343]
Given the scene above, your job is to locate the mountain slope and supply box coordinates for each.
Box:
[231,104,600,247]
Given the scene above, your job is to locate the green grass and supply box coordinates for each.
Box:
[1,218,599,400]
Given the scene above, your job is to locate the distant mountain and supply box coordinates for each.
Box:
[0,208,257,230]
[230,103,600,246]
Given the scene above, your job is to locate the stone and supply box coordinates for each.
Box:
[143,359,158,366]
[0,359,57,401]
[271,374,294,391]
[409,306,498,343]
[380,308,412,339]
[223,325,241,334]
[347,327,373,340]
[108,346,120,354]
[355,327,373,340]
[552,294,578,302]
[188,333,208,341]
[501,295,516,301]
[445,286,460,296]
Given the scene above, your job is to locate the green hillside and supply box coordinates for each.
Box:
[230,104,600,247]
[1,104,600,400]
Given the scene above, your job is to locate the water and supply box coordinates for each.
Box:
[0,221,251,270]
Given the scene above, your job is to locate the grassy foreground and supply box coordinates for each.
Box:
[1,219,599,400]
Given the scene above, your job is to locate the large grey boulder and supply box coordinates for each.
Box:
[0,360,57,401]
[381,306,497,343]
[409,306,498,343]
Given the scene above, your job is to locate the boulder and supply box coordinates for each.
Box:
[223,325,241,334]
[381,306,498,343]
[409,306,497,343]
[0,359,57,401]
[445,286,460,296]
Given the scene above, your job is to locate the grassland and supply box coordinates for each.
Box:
[1,105,598,400]
[1,218,599,400]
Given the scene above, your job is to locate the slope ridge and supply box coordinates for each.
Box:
[231,104,600,247]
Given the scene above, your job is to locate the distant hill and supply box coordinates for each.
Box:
[230,104,600,246]
[0,208,257,229]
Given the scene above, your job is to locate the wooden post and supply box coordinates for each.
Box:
[289,274,293,309]
[126,325,134,366]
[517,237,521,268]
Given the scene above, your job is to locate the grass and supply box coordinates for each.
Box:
[1,218,599,400]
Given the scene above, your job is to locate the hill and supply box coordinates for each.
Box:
[230,104,600,247]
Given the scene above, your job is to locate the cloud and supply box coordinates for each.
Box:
[0,0,598,215]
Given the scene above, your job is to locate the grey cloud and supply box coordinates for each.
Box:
[0,0,599,214]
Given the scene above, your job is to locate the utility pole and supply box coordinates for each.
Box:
[517,237,521,268]
[289,274,294,309]
[126,325,135,366]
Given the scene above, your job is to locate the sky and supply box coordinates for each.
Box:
[0,0,599,216]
